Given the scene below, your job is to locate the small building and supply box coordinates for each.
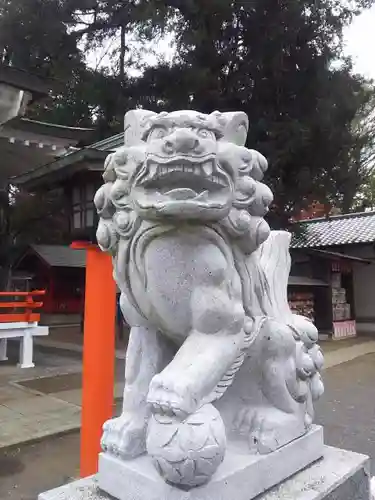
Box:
[0,65,96,327]
[13,244,86,325]
[290,211,375,339]
[10,132,122,325]
[13,133,122,242]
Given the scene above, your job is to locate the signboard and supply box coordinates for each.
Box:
[333,320,357,340]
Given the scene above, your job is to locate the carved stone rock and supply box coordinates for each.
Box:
[94,109,324,492]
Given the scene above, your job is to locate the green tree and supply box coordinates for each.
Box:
[350,90,375,212]
[352,173,375,211]
[332,82,375,212]
[128,0,375,225]
[1,0,375,223]
[0,0,93,127]
[0,0,135,133]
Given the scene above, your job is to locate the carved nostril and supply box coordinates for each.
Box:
[163,130,202,155]
[163,139,175,154]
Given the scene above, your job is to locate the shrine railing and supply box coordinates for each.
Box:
[0,290,46,323]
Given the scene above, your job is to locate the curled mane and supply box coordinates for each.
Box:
[94,110,273,258]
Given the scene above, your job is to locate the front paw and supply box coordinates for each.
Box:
[147,373,199,417]
[248,409,305,454]
[101,413,148,459]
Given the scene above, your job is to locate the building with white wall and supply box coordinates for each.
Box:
[291,211,375,337]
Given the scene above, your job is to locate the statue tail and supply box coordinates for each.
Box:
[241,230,324,423]
[208,230,324,417]
[207,231,292,404]
[242,230,294,320]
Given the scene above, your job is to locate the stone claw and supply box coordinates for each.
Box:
[101,413,148,459]
[147,373,198,417]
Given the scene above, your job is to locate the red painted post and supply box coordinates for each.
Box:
[74,243,116,477]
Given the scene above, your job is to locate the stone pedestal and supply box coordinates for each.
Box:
[38,443,371,500]
[98,426,323,500]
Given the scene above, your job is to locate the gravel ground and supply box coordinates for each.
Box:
[1,353,375,499]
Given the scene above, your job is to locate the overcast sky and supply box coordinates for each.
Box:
[344,6,375,80]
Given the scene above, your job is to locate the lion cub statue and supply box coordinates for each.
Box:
[94,109,324,488]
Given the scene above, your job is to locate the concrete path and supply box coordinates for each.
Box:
[321,337,375,368]
[1,337,375,451]
[3,349,375,500]
[0,343,123,450]
[316,352,375,475]
[34,337,127,360]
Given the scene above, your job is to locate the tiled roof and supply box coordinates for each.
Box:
[291,211,375,248]
[11,130,122,188]
[89,133,123,152]
[31,245,86,268]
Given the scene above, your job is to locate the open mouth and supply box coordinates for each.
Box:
[137,157,229,201]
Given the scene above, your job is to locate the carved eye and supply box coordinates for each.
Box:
[197,128,214,139]
[148,126,168,141]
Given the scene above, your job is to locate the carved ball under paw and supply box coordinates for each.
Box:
[146,404,226,488]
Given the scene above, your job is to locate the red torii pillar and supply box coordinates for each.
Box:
[72,242,116,477]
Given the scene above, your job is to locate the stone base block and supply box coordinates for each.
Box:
[97,425,324,500]
[38,445,371,500]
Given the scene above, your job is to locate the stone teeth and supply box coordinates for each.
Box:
[203,162,213,177]
[208,175,225,186]
[149,163,217,179]
[149,164,158,178]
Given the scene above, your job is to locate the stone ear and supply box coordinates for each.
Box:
[220,111,249,146]
[124,110,157,147]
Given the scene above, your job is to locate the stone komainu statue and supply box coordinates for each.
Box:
[94,110,324,488]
